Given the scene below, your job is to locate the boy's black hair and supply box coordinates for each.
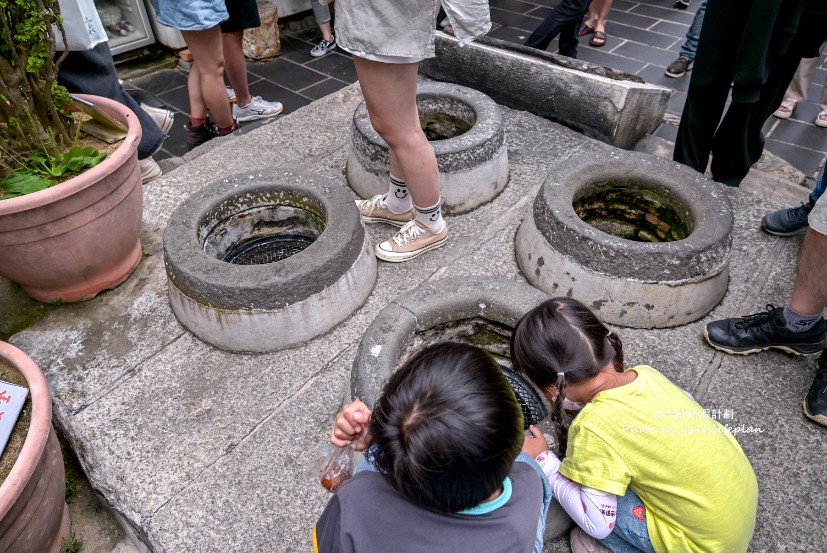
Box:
[368,342,524,513]
[510,297,624,456]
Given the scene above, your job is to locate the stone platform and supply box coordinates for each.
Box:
[2,80,824,552]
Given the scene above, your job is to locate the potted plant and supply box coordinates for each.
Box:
[0,0,143,302]
[0,340,69,553]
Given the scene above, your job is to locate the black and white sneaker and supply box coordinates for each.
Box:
[233,96,284,122]
[674,0,690,9]
[704,305,827,355]
[311,36,337,57]
[804,350,827,427]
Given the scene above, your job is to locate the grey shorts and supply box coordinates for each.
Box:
[809,193,827,234]
[335,0,440,59]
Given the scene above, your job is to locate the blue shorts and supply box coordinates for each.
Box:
[149,0,228,31]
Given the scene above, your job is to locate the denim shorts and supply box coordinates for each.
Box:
[149,0,228,31]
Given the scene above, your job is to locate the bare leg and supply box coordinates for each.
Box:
[319,21,333,42]
[790,228,827,314]
[221,30,252,107]
[353,57,439,207]
[593,0,614,34]
[181,27,234,129]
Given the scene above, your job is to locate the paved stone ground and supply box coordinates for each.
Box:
[129,0,827,183]
[2,73,825,551]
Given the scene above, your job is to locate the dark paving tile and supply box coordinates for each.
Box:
[576,48,647,74]
[488,25,532,45]
[768,119,827,153]
[129,69,188,95]
[609,23,678,49]
[629,4,696,25]
[159,120,189,158]
[489,0,541,15]
[300,78,350,101]
[654,121,679,143]
[612,40,678,67]
[248,81,312,115]
[666,89,687,116]
[520,0,557,8]
[787,102,822,125]
[638,63,690,92]
[651,20,690,40]
[490,7,543,32]
[609,11,663,32]
[525,6,553,20]
[239,117,276,134]
[305,52,358,83]
[248,57,327,91]
[612,0,639,13]
[156,85,191,115]
[764,139,826,178]
[276,34,320,64]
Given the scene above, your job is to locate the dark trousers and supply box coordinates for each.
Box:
[524,0,590,57]
[674,0,826,186]
[58,42,167,159]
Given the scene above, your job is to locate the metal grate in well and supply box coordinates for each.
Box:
[224,234,315,265]
[500,365,548,429]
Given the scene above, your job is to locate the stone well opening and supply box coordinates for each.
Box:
[347,80,509,214]
[201,200,325,265]
[163,170,377,353]
[515,150,734,329]
[573,181,692,243]
[401,317,547,429]
[417,94,475,140]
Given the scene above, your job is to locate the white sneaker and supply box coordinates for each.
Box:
[233,96,284,122]
[140,104,174,134]
[310,36,337,57]
[139,157,162,183]
[375,220,448,263]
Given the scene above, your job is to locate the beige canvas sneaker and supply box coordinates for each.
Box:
[355,194,415,227]
[375,220,448,262]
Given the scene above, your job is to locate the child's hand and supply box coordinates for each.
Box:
[522,425,550,458]
[330,400,372,451]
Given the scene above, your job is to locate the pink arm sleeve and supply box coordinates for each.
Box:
[535,452,618,540]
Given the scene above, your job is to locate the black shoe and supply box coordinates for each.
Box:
[761,202,812,237]
[704,305,827,355]
[803,350,827,427]
[674,0,690,8]
[185,120,218,151]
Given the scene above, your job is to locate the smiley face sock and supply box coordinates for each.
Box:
[383,174,413,214]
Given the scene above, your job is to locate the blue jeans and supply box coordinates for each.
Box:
[810,164,826,205]
[678,0,707,61]
[599,488,655,553]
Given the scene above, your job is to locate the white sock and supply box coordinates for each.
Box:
[384,174,412,213]
[415,200,445,233]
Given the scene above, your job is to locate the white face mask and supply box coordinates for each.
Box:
[563,398,586,411]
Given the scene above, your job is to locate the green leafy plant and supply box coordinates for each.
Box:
[0,146,105,198]
[58,532,83,553]
[0,0,91,197]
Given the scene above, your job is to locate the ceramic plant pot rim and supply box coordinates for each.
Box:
[0,94,141,220]
[0,341,52,519]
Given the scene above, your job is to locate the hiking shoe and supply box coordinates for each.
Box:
[375,220,448,262]
[704,305,827,355]
[761,202,812,236]
[773,98,797,119]
[233,96,284,122]
[310,36,337,57]
[803,350,827,427]
[185,120,219,150]
[665,56,693,78]
[140,104,175,134]
[355,194,415,227]
[570,528,611,553]
[139,157,162,183]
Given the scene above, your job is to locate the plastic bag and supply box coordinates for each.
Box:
[317,443,355,492]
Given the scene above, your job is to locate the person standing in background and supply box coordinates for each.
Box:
[310,0,337,57]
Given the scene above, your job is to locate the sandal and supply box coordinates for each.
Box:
[816,111,827,128]
[589,31,606,48]
[578,23,595,37]
[773,98,797,119]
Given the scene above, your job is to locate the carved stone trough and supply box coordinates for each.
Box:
[515,150,734,328]
[347,80,508,214]
[163,169,377,352]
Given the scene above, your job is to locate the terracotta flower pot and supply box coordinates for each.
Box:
[0,341,69,553]
[0,94,143,302]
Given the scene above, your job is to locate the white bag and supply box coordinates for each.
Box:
[54,0,107,51]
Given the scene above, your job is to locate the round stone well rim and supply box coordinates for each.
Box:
[163,169,367,311]
[351,80,506,166]
[533,149,734,281]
